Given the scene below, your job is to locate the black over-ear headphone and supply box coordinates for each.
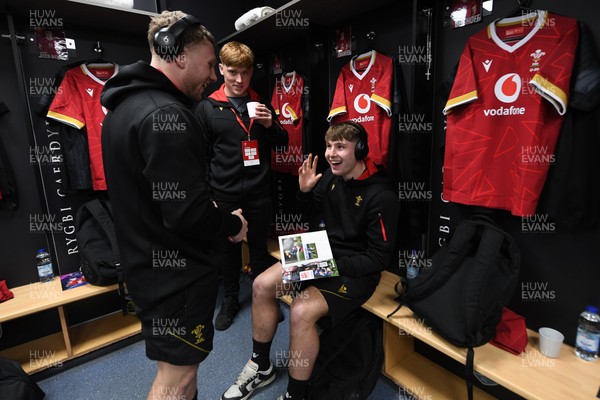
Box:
[343,121,369,160]
[154,14,201,59]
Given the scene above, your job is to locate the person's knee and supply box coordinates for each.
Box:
[179,365,198,385]
[156,362,198,386]
[252,271,276,298]
[289,297,321,327]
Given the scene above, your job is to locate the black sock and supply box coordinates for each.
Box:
[251,338,272,371]
[286,376,309,400]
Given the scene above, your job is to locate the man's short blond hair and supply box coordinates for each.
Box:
[219,41,254,68]
[147,10,215,56]
[325,122,363,144]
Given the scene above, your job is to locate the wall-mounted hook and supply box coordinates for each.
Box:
[93,41,103,55]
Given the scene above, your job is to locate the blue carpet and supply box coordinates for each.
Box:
[38,276,402,400]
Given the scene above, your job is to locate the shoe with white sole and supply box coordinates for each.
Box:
[220,359,276,400]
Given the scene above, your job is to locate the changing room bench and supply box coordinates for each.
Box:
[261,238,600,399]
[363,270,600,400]
[0,280,140,374]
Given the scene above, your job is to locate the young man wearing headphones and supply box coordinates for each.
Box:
[220,121,399,400]
[101,11,247,400]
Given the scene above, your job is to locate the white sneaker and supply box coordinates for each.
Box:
[220,359,276,400]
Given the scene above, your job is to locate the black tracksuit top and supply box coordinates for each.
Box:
[297,161,400,279]
[195,84,288,201]
[100,61,242,310]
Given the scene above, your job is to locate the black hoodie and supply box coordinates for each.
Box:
[297,159,400,279]
[101,61,241,310]
[195,84,288,201]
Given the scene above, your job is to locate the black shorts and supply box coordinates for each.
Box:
[297,272,380,330]
[139,279,218,365]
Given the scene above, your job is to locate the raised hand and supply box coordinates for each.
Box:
[298,153,322,193]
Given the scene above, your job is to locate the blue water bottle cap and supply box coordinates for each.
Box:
[586,305,599,314]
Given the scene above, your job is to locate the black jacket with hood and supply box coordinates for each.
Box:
[100,61,242,310]
[195,84,288,201]
[297,159,400,280]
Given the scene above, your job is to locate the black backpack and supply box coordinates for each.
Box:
[308,308,383,400]
[0,357,45,400]
[388,215,520,400]
[75,199,129,313]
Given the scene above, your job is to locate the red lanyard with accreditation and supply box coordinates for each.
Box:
[232,108,260,167]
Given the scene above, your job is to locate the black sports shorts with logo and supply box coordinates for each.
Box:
[297,272,380,329]
[138,278,218,365]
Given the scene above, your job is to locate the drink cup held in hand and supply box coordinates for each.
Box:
[247,101,260,118]
[538,327,564,358]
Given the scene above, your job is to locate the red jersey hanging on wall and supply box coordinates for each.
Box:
[271,71,305,175]
[443,10,578,216]
[47,63,119,191]
[328,50,393,167]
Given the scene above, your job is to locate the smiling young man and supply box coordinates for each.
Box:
[101,11,248,400]
[195,41,288,331]
[220,121,399,400]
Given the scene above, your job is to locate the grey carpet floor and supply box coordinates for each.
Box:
[38,276,403,399]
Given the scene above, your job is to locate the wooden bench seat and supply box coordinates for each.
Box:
[258,238,600,399]
[365,270,600,400]
[0,279,140,374]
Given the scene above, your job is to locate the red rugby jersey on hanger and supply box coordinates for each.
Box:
[47,63,119,191]
[443,10,578,216]
[271,71,304,175]
[328,50,393,167]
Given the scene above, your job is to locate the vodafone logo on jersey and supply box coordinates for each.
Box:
[281,103,293,119]
[483,73,526,117]
[353,94,371,114]
[494,73,521,103]
[349,93,376,123]
[280,103,294,125]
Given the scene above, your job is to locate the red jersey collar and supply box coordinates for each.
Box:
[357,157,378,181]
[209,83,261,102]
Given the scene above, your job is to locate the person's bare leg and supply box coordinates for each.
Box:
[219,262,296,400]
[252,262,296,342]
[147,361,198,400]
[288,286,329,381]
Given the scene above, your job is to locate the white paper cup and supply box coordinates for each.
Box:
[247,101,260,118]
[538,327,564,358]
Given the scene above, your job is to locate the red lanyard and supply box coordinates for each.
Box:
[231,108,254,140]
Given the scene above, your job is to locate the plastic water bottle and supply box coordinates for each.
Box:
[36,248,55,283]
[406,250,419,280]
[575,305,600,361]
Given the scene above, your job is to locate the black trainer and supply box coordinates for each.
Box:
[220,359,276,400]
[215,296,240,331]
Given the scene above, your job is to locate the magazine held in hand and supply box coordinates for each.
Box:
[279,230,339,282]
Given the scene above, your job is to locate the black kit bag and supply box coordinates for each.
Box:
[308,308,383,400]
[387,215,520,400]
[75,199,130,314]
[0,357,45,400]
